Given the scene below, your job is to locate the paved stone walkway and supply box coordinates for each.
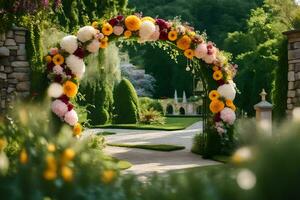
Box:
[86,121,219,175]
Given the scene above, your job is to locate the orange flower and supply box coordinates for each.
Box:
[43,169,57,181]
[102,23,113,36]
[52,54,64,65]
[92,21,98,28]
[19,149,28,164]
[99,40,108,48]
[0,138,7,151]
[209,90,220,101]
[209,100,225,113]
[213,66,220,71]
[184,49,194,59]
[62,148,75,161]
[124,30,132,38]
[176,35,191,50]
[73,123,82,136]
[63,81,78,98]
[213,70,223,81]
[226,99,236,111]
[168,30,178,41]
[61,166,73,182]
[125,15,141,31]
[46,155,57,170]
[101,169,116,184]
[45,55,52,63]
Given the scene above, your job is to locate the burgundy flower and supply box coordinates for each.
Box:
[54,75,62,83]
[59,95,69,105]
[217,79,225,86]
[74,47,85,59]
[156,18,168,30]
[159,30,168,40]
[47,62,55,72]
[64,68,73,76]
[108,18,118,26]
[67,103,74,111]
[116,15,124,21]
[214,113,221,122]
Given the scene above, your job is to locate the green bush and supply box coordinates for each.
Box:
[139,108,165,125]
[139,97,164,114]
[98,107,110,125]
[113,78,140,124]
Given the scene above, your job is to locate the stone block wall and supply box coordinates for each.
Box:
[0,27,30,114]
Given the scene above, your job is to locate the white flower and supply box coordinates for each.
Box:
[64,109,78,126]
[65,55,86,79]
[53,65,64,75]
[60,35,78,54]
[51,99,68,117]
[220,107,236,125]
[47,83,63,98]
[77,26,97,43]
[113,26,124,36]
[217,82,236,100]
[139,20,156,41]
[0,152,9,175]
[194,43,207,59]
[86,39,100,53]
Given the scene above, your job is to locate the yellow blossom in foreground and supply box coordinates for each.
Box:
[0,138,7,151]
[43,169,57,181]
[19,149,28,164]
[101,169,116,184]
[47,144,56,152]
[73,123,82,136]
[61,166,73,182]
[62,148,75,162]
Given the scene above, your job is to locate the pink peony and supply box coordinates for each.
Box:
[87,39,100,53]
[220,108,236,125]
[149,25,160,41]
[113,26,124,36]
[95,32,104,40]
[64,109,78,126]
[50,47,59,56]
[51,99,68,117]
[53,65,64,75]
[203,53,216,64]
[194,43,207,59]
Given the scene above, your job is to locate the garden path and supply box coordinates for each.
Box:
[87,121,219,175]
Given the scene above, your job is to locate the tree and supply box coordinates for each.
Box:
[113,78,140,124]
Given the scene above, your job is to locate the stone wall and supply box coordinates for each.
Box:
[0,27,30,114]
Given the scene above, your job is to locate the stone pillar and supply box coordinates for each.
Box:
[283,30,300,116]
[0,27,30,114]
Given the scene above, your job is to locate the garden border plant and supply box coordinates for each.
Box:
[45,13,238,157]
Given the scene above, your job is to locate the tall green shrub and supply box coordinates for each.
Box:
[272,38,288,121]
[113,78,139,124]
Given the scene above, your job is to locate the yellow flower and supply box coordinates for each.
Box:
[52,54,64,66]
[43,169,57,181]
[184,49,194,59]
[46,155,57,170]
[62,148,75,162]
[209,90,220,101]
[45,55,52,63]
[168,30,178,41]
[188,31,196,37]
[213,70,223,81]
[20,149,28,164]
[176,35,191,50]
[0,138,7,151]
[73,123,82,136]
[226,99,236,111]
[209,100,225,114]
[102,23,113,36]
[63,81,78,98]
[141,16,155,23]
[99,40,108,49]
[125,15,141,31]
[61,166,73,182]
[101,169,116,184]
[92,21,98,28]
[212,66,219,71]
[124,30,132,38]
[47,144,56,152]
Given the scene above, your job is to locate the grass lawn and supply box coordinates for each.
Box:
[103,155,132,170]
[96,131,116,136]
[108,143,185,151]
[92,117,201,131]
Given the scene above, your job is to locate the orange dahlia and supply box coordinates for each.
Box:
[226,99,236,111]
[168,30,178,41]
[52,54,64,65]
[73,123,82,136]
[124,30,132,38]
[184,49,194,59]
[102,23,113,36]
[209,100,225,113]
[99,40,108,48]
[125,15,141,31]
[176,35,191,50]
[63,81,78,98]
[213,70,223,81]
[209,90,220,101]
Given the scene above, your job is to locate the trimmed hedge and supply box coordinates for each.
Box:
[113,78,140,124]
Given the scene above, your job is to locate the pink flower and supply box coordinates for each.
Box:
[53,65,64,75]
[64,109,78,126]
[194,43,207,59]
[149,25,160,41]
[51,99,68,117]
[220,108,236,125]
[113,26,124,36]
[95,32,104,40]
[203,53,216,64]
[50,47,59,56]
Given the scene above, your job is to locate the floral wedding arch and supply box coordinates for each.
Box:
[45,14,238,146]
